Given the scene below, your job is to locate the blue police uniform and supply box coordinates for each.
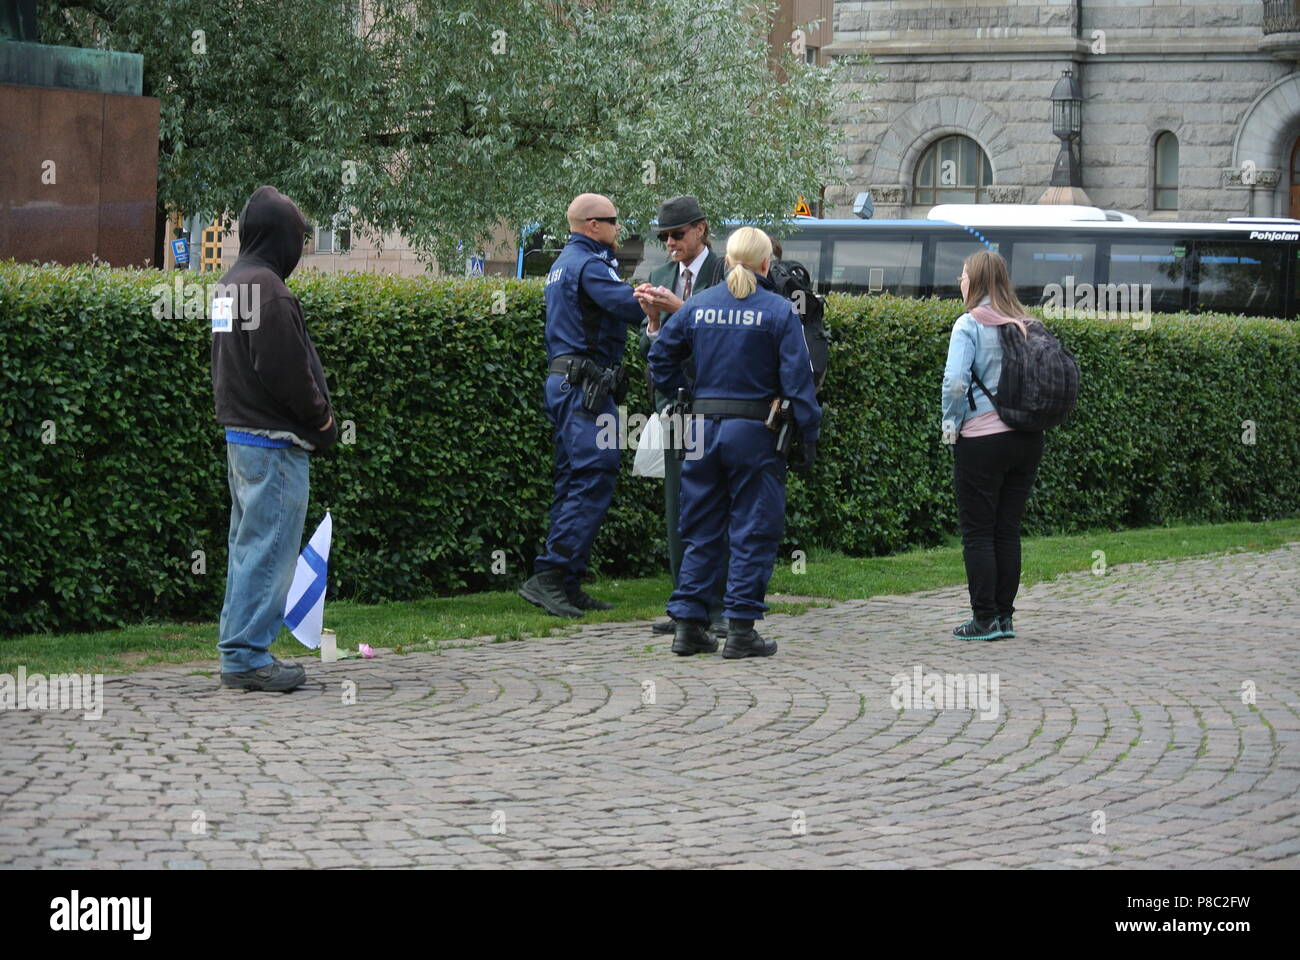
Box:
[648,273,822,624]
[534,233,645,593]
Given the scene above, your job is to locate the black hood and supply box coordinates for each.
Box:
[236,185,307,279]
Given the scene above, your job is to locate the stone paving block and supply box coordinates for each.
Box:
[2,545,1298,868]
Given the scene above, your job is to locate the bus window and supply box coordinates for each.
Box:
[1011,242,1097,307]
[930,240,989,299]
[774,238,824,291]
[1195,243,1285,317]
[830,237,922,296]
[1108,242,1187,313]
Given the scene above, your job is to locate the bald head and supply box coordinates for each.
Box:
[567,193,617,229]
[567,193,621,248]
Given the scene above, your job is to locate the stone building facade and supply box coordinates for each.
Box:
[825,0,1300,222]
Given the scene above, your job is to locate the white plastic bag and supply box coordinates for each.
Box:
[632,412,667,478]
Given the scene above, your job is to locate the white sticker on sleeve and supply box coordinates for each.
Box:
[211,297,234,332]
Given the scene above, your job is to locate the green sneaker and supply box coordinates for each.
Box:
[999,615,1016,638]
[952,617,1003,641]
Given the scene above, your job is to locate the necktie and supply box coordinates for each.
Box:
[681,267,693,301]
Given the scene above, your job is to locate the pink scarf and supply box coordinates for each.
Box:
[971,304,1029,338]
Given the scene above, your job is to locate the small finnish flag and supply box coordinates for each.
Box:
[283,512,332,649]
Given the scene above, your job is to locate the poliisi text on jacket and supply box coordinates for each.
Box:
[693,307,764,326]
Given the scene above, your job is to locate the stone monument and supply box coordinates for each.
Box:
[0,0,161,266]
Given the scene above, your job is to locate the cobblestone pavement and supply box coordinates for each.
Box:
[2,546,1298,869]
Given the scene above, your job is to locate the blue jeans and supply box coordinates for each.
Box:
[217,443,310,673]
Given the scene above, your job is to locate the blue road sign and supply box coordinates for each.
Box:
[171,238,190,265]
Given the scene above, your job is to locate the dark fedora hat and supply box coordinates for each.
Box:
[656,195,707,231]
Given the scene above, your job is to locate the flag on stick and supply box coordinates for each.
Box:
[284,512,332,649]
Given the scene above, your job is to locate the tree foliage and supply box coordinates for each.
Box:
[39,0,868,262]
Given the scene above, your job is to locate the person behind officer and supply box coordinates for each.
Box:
[633,195,727,638]
[518,193,650,618]
[648,227,821,658]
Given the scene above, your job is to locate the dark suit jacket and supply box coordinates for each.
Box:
[636,247,726,408]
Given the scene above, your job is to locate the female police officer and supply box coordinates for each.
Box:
[648,227,821,659]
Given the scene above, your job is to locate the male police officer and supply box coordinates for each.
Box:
[634,196,728,637]
[648,227,821,658]
[518,194,649,618]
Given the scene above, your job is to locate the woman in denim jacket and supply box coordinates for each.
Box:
[941,251,1044,641]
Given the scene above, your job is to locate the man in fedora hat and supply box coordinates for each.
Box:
[635,195,728,637]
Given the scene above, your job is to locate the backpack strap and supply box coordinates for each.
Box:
[969,370,998,412]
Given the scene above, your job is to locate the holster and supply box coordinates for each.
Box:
[766,397,796,459]
[549,355,625,413]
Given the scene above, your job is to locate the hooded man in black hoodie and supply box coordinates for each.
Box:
[212,186,338,692]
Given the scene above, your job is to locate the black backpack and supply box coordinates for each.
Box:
[768,258,830,392]
[970,317,1079,431]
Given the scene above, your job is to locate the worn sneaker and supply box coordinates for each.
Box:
[518,569,584,618]
[952,617,1003,641]
[672,619,718,656]
[569,588,613,611]
[999,615,1016,638]
[221,658,307,692]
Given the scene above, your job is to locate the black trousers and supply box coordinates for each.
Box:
[953,430,1044,621]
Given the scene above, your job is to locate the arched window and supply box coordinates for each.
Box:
[913,135,993,205]
[1154,132,1179,211]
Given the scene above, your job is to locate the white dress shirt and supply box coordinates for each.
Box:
[677,246,710,297]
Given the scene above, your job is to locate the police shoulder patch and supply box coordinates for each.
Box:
[608,267,621,283]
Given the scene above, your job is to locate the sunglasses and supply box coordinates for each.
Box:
[588,216,619,225]
[657,228,690,242]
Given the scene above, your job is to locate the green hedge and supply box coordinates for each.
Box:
[2,263,1298,634]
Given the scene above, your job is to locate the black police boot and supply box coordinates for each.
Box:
[722,618,777,659]
[672,619,718,656]
[651,620,676,635]
[518,569,584,618]
[568,586,614,611]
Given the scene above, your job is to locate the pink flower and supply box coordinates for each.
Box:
[358,643,376,659]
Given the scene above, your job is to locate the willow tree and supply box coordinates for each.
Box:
[40,0,868,264]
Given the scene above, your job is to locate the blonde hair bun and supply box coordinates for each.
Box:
[724,227,774,299]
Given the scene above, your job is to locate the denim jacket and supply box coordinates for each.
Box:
[941,296,1002,434]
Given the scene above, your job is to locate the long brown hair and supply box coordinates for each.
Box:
[963,250,1031,332]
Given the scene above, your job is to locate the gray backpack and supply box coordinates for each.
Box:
[970,318,1079,431]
